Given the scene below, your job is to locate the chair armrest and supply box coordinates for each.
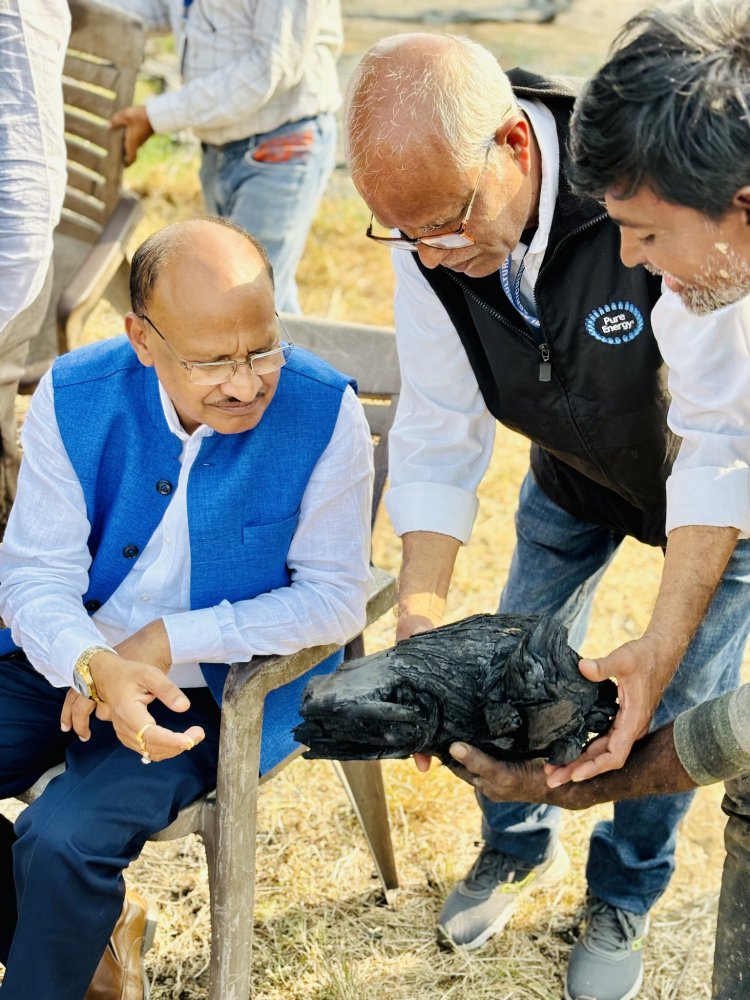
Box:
[57,192,143,346]
[216,565,395,778]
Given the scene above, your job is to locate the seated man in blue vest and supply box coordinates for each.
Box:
[0,216,373,1000]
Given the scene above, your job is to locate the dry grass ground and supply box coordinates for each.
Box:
[2,1,744,997]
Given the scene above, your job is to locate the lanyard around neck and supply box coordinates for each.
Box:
[499,251,540,330]
[499,250,552,382]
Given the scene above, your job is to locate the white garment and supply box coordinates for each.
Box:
[654,289,750,538]
[501,99,559,311]
[0,0,69,334]
[100,0,342,145]
[385,100,560,543]
[0,372,373,690]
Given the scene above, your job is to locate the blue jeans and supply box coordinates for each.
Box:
[479,471,750,913]
[200,113,337,314]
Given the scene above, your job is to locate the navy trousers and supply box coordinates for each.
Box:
[0,654,221,999]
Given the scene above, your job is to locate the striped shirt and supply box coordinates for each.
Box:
[101,0,342,146]
[0,0,69,333]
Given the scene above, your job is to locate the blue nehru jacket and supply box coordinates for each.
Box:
[5,335,355,775]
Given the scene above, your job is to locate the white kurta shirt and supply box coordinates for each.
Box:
[0,373,373,690]
[654,289,750,538]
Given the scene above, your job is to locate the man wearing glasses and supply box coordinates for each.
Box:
[344,31,750,1000]
[0,216,373,998]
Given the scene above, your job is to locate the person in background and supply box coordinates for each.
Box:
[105,0,342,315]
[0,0,69,528]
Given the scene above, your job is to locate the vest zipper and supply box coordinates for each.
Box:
[443,268,554,381]
[538,344,551,382]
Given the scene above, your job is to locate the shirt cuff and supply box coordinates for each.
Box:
[144,92,189,135]
[385,482,479,543]
[163,606,228,665]
[49,625,114,688]
[666,466,750,537]
[674,685,750,785]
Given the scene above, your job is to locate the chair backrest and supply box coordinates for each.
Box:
[61,0,146,244]
[280,315,401,524]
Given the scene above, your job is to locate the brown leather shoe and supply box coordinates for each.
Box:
[85,889,157,1000]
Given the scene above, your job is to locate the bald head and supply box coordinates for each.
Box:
[130,217,274,317]
[345,33,518,190]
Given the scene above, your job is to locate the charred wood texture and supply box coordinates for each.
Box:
[295,614,618,766]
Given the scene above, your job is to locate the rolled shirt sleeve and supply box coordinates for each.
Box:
[385,252,496,544]
[674,684,750,786]
[653,290,750,537]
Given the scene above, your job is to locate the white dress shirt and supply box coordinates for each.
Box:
[385,100,560,543]
[0,0,69,334]
[0,372,373,690]
[100,0,342,146]
[654,289,750,538]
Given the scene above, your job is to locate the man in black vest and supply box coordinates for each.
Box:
[344,31,750,1000]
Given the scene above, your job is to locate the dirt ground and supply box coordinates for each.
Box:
[1,1,741,997]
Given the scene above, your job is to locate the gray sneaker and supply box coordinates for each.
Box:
[565,896,649,1000]
[437,843,570,950]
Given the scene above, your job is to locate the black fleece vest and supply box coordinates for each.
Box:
[416,69,675,547]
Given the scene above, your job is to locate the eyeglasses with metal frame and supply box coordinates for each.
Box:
[138,313,294,386]
[365,146,491,251]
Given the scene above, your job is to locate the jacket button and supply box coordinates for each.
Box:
[155,479,173,495]
[122,544,139,559]
[84,599,101,613]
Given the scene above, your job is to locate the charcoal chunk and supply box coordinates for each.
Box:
[295,613,618,766]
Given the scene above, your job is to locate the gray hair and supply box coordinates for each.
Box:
[569,0,750,217]
[344,33,519,184]
[130,216,274,315]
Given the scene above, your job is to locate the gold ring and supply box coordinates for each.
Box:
[183,737,195,751]
[140,752,152,765]
[135,722,155,745]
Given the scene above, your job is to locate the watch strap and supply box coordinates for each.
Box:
[73,645,114,702]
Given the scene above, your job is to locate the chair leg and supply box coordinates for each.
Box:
[197,798,218,926]
[333,759,399,895]
[208,701,263,1000]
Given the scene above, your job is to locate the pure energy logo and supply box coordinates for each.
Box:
[584,301,644,345]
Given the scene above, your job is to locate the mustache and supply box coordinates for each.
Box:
[209,391,264,405]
